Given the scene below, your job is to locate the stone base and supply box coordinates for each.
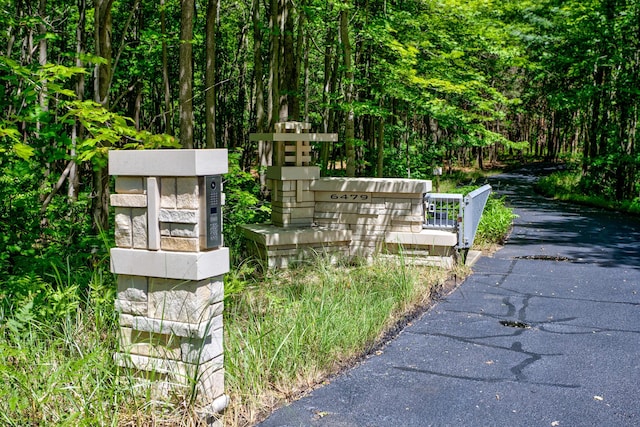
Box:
[115,352,225,406]
[377,253,455,269]
[241,224,352,268]
[241,223,458,269]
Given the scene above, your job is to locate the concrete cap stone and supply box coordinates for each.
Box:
[110,247,230,280]
[311,177,432,194]
[109,149,228,176]
[385,229,457,247]
[266,166,320,180]
[241,224,352,246]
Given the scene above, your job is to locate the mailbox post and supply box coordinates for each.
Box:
[109,149,229,423]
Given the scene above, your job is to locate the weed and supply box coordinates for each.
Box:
[223,254,451,426]
[536,170,640,216]
[474,195,518,248]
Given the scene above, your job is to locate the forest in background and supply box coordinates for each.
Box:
[1,1,640,424]
[1,0,640,278]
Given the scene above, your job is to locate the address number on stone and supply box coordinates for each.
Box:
[330,193,369,201]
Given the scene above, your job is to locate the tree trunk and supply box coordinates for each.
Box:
[92,0,114,232]
[476,146,484,170]
[585,65,604,172]
[320,19,336,172]
[205,0,220,148]
[268,0,281,129]
[376,115,384,178]
[95,0,114,107]
[37,0,48,116]
[254,0,270,194]
[236,23,249,152]
[161,0,173,135]
[37,0,49,206]
[303,29,310,123]
[179,0,195,149]
[283,0,296,121]
[69,0,86,202]
[292,0,308,122]
[340,3,355,177]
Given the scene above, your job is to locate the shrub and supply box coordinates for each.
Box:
[474,194,517,246]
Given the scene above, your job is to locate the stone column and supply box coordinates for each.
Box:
[109,149,229,422]
[249,122,338,228]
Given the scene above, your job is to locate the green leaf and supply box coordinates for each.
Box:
[13,143,35,160]
[0,127,20,142]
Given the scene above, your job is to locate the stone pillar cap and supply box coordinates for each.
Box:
[109,149,228,177]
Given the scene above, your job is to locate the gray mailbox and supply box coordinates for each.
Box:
[204,175,222,248]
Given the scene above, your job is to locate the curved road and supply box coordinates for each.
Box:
[259,166,640,427]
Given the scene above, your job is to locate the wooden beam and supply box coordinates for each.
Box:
[249,133,338,142]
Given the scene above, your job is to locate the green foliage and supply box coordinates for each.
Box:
[454,184,517,248]
[474,195,518,247]
[0,265,120,426]
[355,0,523,152]
[223,150,271,261]
[535,169,581,197]
[518,0,640,201]
[224,255,451,423]
[0,53,177,326]
[65,100,179,169]
[536,169,640,215]
[224,258,262,301]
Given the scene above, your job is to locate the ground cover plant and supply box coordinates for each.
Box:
[223,255,458,426]
[454,184,518,251]
[536,168,640,216]
[3,0,640,423]
[221,173,514,426]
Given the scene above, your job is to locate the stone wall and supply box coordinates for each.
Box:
[311,177,432,257]
[242,168,458,269]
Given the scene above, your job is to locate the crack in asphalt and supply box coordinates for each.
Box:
[497,285,640,308]
[399,278,639,391]
[392,365,580,389]
[400,327,573,388]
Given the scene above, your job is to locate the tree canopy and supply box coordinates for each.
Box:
[1,0,638,273]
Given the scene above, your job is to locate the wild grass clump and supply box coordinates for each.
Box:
[474,195,518,248]
[451,185,517,251]
[536,170,640,216]
[0,266,215,426]
[535,170,581,198]
[0,267,121,426]
[223,255,455,426]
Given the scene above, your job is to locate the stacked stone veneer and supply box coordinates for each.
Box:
[312,177,447,257]
[109,149,230,416]
[242,167,458,268]
[249,122,337,229]
[268,166,317,227]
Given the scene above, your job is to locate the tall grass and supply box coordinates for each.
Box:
[0,265,215,426]
[474,195,518,249]
[536,170,640,215]
[0,165,516,425]
[223,255,454,426]
[0,267,121,426]
[447,184,517,251]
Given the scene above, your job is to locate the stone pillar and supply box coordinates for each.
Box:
[267,165,318,227]
[109,149,229,421]
[249,122,338,228]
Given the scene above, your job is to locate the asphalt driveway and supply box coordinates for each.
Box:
[259,165,640,427]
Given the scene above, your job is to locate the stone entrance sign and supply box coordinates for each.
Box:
[243,122,458,268]
[109,149,229,422]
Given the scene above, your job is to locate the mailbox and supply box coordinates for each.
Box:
[203,175,222,249]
